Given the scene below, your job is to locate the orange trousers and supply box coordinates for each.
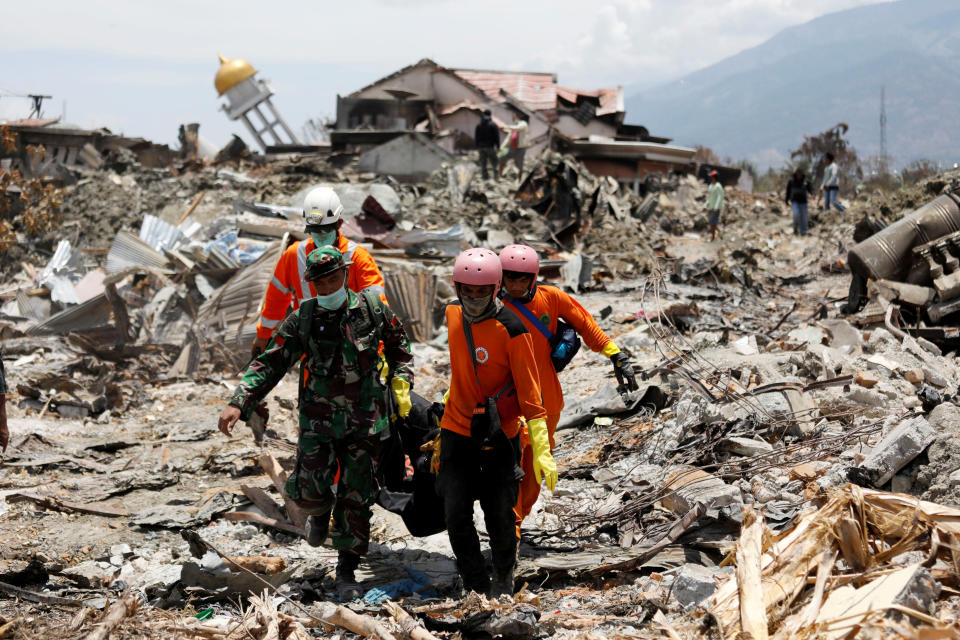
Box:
[513,413,560,538]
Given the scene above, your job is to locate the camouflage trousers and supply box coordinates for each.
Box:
[285,433,380,555]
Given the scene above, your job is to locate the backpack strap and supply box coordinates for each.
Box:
[360,289,386,333]
[504,297,554,341]
[462,313,514,401]
[297,297,318,409]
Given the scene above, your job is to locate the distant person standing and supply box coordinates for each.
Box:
[474,110,500,181]
[499,116,529,181]
[785,168,813,236]
[820,152,846,212]
[705,170,724,241]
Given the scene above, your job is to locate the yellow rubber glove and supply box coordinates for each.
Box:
[378,354,390,383]
[442,389,450,406]
[527,417,557,491]
[391,378,412,418]
[601,341,621,358]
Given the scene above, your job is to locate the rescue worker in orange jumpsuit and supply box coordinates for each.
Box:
[498,244,638,537]
[439,248,556,597]
[251,186,387,355]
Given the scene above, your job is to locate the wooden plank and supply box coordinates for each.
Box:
[177,190,206,226]
[84,590,140,640]
[258,453,307,528]
[224,511,305,537]
[801,550,838,627]
[240,484,287,523]
[736,505,768,640]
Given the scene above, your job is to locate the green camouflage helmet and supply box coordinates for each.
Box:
[304,246,352,281]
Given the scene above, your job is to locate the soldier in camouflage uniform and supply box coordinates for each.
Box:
[219,246,414,600]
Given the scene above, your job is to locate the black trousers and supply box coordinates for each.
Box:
[437,429,522,594]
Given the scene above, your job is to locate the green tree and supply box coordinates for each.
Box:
[789,123,862,192]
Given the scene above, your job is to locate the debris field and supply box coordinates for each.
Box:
[3,145,960,640]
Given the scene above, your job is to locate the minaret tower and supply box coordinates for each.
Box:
[214,54,301,150]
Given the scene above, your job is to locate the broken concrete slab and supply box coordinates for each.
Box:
[854,370,880,388]
[719,437,774,457]
[62,561,116,588]
[818,318,863,355]
[847,386,888,408]
[672,563,719,609]
[133,491,237,529]
[856,416,935,486]
[661,467,743,521]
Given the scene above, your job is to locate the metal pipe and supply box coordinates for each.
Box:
[848,190,960,282]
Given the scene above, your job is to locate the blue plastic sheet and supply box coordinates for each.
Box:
[361,567,436,603]
[206,229,270,266]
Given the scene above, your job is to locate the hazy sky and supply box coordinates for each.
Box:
[0,0,888,148]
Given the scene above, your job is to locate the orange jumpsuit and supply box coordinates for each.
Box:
[503,284,614,535]
[442,304,546,439]
[255,233,386,340]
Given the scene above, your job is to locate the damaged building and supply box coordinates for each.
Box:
[331,58,697,189]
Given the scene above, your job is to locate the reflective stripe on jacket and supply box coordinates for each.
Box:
[255,234,387,339]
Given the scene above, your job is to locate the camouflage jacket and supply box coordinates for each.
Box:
[230,290,414,440]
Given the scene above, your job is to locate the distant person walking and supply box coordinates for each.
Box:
[705,170,724,241]
[499,116,529,181]
[820,152,846,212]
[785,168,813,236]
[474,110,500,181]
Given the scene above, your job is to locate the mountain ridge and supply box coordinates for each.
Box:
[626,0,960,168]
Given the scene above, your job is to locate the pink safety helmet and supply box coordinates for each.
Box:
[499,244,540,276]
[453,248,502,298]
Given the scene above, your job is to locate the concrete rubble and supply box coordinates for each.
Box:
[5,116,960,639]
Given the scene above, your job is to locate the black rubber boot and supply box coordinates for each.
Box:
[305,514,329,548]
[489,564,515,599]
[336,551,363,601]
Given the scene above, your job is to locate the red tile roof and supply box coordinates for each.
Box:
[453,69,557,112]
[2,117,60,128]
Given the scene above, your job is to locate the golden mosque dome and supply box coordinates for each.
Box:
[214,55,257,96]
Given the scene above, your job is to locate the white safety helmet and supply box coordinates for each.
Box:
[303,187,344,227]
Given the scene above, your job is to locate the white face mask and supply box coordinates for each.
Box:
[311,230,337,247]
[316,286,347,310]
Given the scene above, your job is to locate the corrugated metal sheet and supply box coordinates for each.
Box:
[206,245,239,270]
[106,231,172,274]
[38,240,80,305]
[453,69,557,112]
[383,270,437,342]
[40,240,73,283]
[140,214,187,251]
[198,240,282,350]
[16,290,49,322]
[26,294,113,336]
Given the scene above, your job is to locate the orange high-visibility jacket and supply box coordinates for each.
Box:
[442,303,545,439]
[503,284,612,416]
[255,234,386,340]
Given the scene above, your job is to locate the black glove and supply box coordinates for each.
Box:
[611,352,639,393]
